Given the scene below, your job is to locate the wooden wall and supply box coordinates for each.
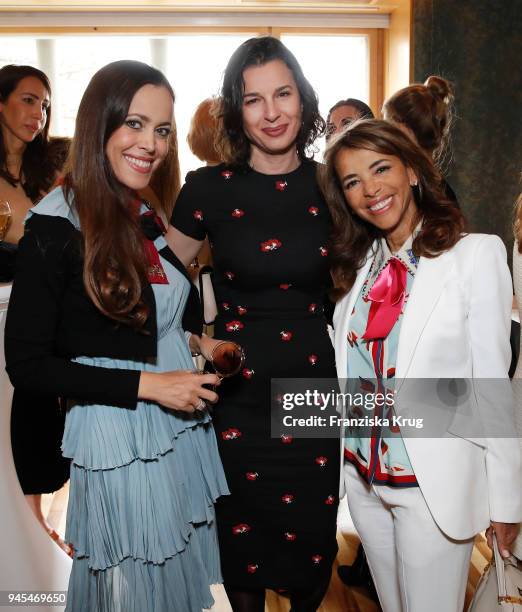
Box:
[413,0,522,257]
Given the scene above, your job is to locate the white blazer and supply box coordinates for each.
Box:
[333,233,522,540]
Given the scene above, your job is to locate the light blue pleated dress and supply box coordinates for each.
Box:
[30,189,230,612]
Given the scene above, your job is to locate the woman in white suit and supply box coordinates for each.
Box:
[319,119,522,612]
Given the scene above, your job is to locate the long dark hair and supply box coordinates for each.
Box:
[0,64,55,201]
[63,60,176,329]
[319,119,466,300]
[216,36,325,166]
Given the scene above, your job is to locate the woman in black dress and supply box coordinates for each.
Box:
[168,36,339,612]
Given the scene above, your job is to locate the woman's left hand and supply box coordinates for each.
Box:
[486,521,520,558]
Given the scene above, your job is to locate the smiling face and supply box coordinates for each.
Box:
[335,146,418,250]
[105,83,173,191]
[241,59,302,160]
[0,76,50,145]
[327,104,361,140]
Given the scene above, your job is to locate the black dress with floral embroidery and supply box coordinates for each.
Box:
[171,161,339,589]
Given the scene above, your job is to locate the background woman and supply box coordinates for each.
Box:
[186,96,223,271]
[0,64,71,553]
[6,59,229,611]
[321,119,521,611]
[382,75,458,203]
[169,36,339,612]
[510,192,522,562]
[187,97,222,167]
[325,97,374,141]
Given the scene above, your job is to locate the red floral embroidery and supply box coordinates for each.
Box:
[281,434,293,444]
[260,238,282,252]
[247,563,258,574]
[308,354,318,366]
[231,208,244,218]
[226,320,244,332]
[279,283,291,290]
[221,169,233,180]
[237,305,247,315]
[222,302,231,311]
[324,495,336,505]
[281,493,294,504]
[232,523,251,535]
[242,368,255,379]
[221,428,242,441]
[275,180,287,191]
[308,303,317,313]
[193,210,203,221]
[315,456,328,467]
[246,471,259,481]
[284,532,297,541]
[319,246,328,257]
[308,206,319,216]
[311,554,323,564]
[225,271,235,280]
[280,330,293,341]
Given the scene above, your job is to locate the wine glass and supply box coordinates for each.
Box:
[0,201,12,241]
[209,341,245,379]
[194,341,245,413]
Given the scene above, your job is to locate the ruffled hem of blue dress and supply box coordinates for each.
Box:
[65,423,228,570]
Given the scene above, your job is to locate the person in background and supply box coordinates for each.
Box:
[169,36,339,612]
[510,190,522,563]
[187,97,222,167]
[47,136,71,179]
[326,98,374,141]
[320,119,521,612]
[382,75,459,204]
[0,64,72,554]
[186,96,223,271]
[5,59,230,611]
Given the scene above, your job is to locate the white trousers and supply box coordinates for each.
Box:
[344,462,474,612]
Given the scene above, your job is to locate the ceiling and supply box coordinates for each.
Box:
[0,0,403,13]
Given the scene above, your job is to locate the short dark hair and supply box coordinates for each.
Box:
[216,36,325,166]
[0,64,54,201]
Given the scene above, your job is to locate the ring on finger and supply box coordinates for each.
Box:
[195,399,206,412]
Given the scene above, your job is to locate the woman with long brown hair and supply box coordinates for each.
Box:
[5,60,229,611]
[0,64,72,553]
[321,119,521,611]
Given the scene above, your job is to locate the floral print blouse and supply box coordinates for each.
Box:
[344,232,420,487]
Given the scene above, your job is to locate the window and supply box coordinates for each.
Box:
[0,29,375,175]
[54,37,152,136]
[281,33,370,156]
[0,37,37,68]
[166,34,257,177]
